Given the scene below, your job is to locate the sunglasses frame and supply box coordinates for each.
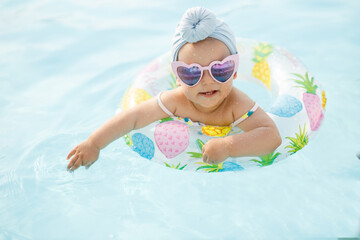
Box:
[171,54,239,87]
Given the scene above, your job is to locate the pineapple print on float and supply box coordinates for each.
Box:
[117,38,326,172]
[130,133,155,160]
[291,73,324,131]
[285,124,309,155]
[321,90,327,110]
[252,43,273,90]
[154,120,189,159]
[121,88,152,110]
[202,126,232,137]
[269,95,303,118]
[124,133,155,160]
[250,151,281,167]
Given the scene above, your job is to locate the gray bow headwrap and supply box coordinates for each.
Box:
[171,7,237,62]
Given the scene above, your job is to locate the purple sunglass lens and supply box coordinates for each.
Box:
[177,66,201,86]
[211,60,235,82]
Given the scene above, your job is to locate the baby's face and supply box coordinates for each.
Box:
[177,37,236,112]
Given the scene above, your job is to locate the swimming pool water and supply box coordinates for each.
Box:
[1,0,359,239]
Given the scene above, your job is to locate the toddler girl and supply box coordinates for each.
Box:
[67,7,281,172]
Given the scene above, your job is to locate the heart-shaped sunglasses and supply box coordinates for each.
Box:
[171,54,239,87]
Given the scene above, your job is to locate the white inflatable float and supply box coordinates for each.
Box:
[117,38,327,172]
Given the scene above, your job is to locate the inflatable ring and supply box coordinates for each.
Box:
[117,38,326,172]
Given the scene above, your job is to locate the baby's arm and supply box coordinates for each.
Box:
[202,107,281,164]
[66,97,168,171]
[226,107,281,156]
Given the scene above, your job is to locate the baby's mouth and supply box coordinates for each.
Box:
[199,90,218,97]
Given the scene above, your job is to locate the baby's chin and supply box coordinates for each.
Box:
[195,95,226,111]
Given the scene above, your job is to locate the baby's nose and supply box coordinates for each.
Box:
[201,70,215,85]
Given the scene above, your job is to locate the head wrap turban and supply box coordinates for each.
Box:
[171,7,237,62]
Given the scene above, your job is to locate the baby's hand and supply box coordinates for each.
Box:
[66,139,100,172]
[202,138,229,164]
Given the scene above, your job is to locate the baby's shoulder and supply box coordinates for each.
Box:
[159,88,185,103]
[228,88,256,118]
[158,88,187,112]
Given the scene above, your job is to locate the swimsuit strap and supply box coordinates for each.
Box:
[158,92,258,127]
[157,92,175,117]
[231,103,259,127]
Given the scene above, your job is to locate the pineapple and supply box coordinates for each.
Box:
[252,43,273,90]
[129,133,155,160]
[124,134,133,147]
[154,121,189,159]
[187,139,205,159]
[195,162,225,173]
[121,88,152,110]
[164,162,187,170]
[195,162,244,172]
[285,124,308,155]
[291,73,324,131]
[250,151,281,167]
[322,90,327,110]
[201,126,232,137]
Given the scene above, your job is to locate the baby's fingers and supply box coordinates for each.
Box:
[202,151,210,164]
[202,146,208,163]
[202,149,216,164]
[67,154,79,171]
[67,148,77,160]
[70,158,83,171]
[203,156,214,164]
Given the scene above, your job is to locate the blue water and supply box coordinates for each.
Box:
[1,0,359,239]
